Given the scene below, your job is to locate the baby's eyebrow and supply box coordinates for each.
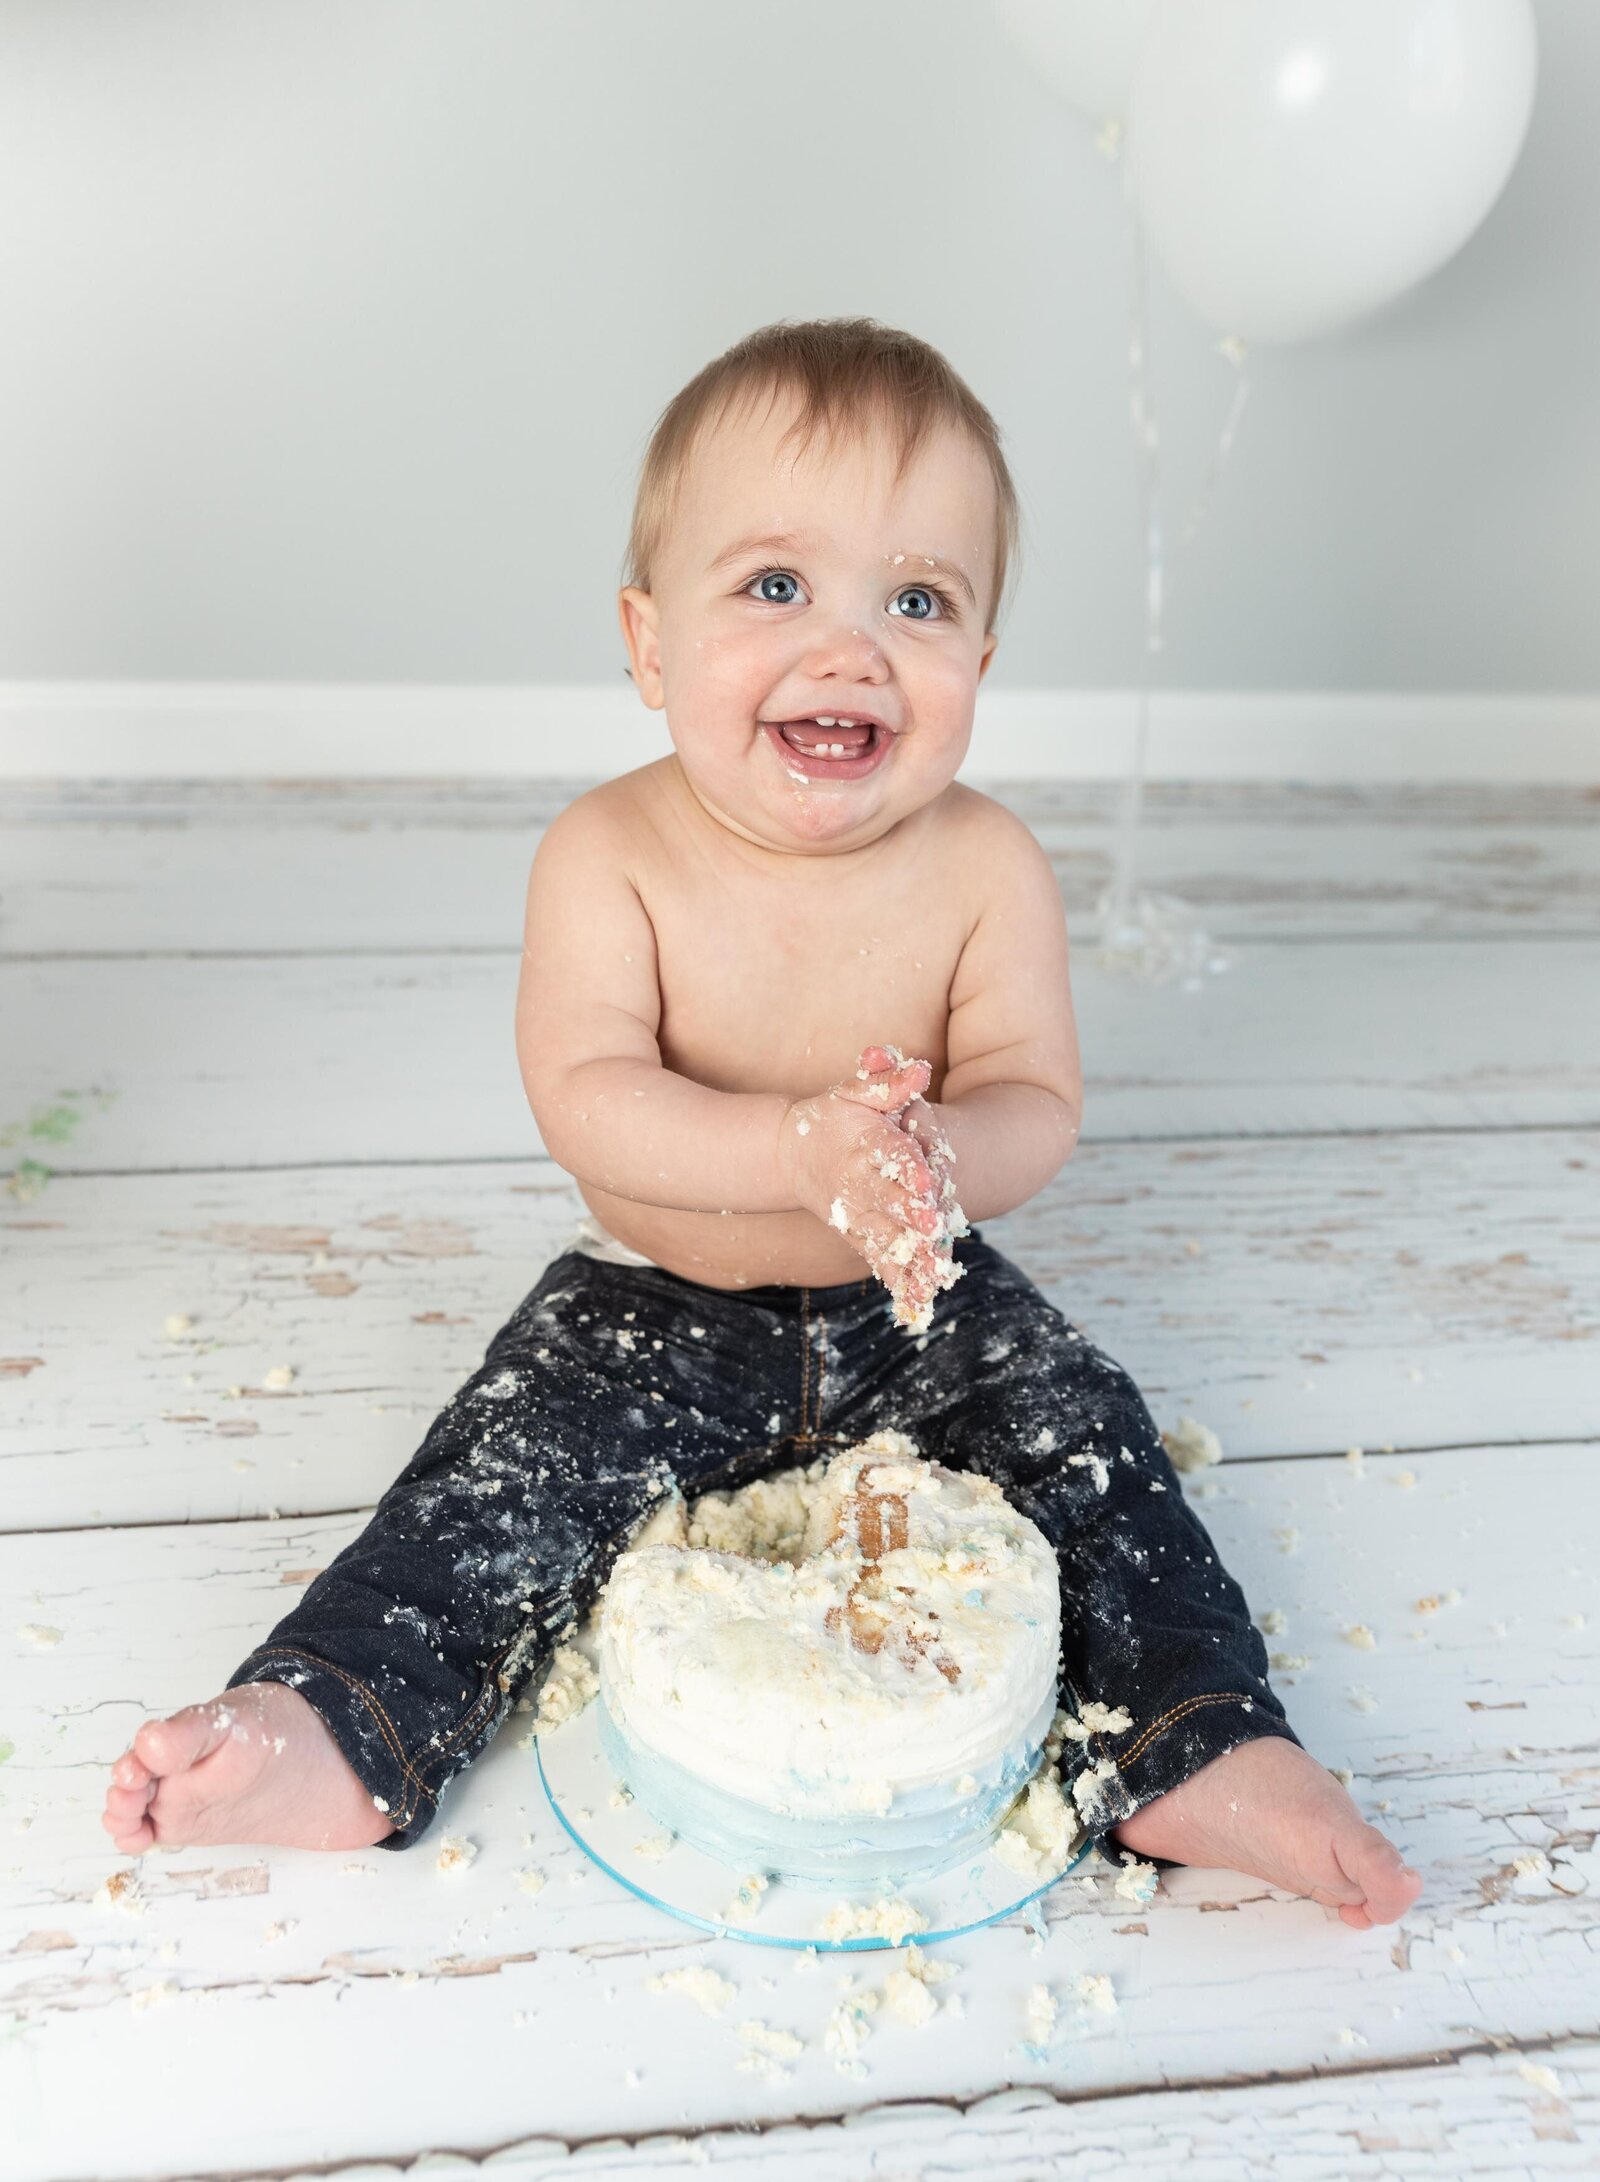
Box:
[709,529,976,609]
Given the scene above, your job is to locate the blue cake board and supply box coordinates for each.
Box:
[535,1703,1099,1953]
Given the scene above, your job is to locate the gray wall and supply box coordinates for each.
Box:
[1,0,1594,692]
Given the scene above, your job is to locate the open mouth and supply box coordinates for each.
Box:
[761,718,892,781]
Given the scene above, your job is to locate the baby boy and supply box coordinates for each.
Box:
[103,317,1419,1930]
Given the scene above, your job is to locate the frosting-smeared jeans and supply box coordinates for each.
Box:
[228,1227,1300,1848]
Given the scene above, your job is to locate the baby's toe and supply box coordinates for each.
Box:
[133,1700,229,1781]
[103,1779,155,1829]
[1346,1825,1422,1925]
[102,1794,155,1854]
[112,1748,152,1792]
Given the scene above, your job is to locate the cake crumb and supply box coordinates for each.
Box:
[1077,1701,1133,1736]
[1341,1624,1377,1650]
[1077,1972,1116,2014]
[820,1895,927,1947]
[1274,1527,1301,1554]
[262,1364,296,1391]
[1022,1982,1057,2048]
[532,1643,598,1730]
[435,1836,478,1876]
[647,1964,737,2016]
[129,1980,179,2011]
[1160,1416,1222,1473]
[723,1872,770,1922]
[1069,1757,1121,1826]
[1414,1589,1461,1615]
[96,1870,147,1917]
[823,1980,880,2068]
[736,2016,805,2081]
[632,1833,675,1860]
[17,1624,62,1649]
[884,1967,941,2029]
[993,1772,1079,1879]
[1518,2060,1563,2096]
[1113,1853,1159,1904]
[514,1866,547,1895]
[882,1943,955,2028]
[1257,1607,1288,1636]
[163,1313,194,1338]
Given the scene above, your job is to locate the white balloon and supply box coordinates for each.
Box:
[1125,0,1538,344]
[993,0,1157,119]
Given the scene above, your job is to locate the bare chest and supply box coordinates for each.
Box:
[636,813,974,1103]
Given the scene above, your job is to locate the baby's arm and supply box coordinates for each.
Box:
[907,802,1082,1219]
[516,796,795,1209]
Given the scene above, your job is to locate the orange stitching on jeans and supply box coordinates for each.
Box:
[241,1645,431,1804]
[1117,1692,1255,1773]
[799,1285,812,1436]
[413,1630,525,1783]
[814,1313,828,1433]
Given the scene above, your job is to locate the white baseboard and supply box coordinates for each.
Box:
[0,682,1595,781]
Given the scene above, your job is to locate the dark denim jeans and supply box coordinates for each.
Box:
[229,1227,1299,1848]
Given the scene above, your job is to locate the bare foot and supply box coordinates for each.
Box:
[101,1681,394,1856]
[1111,1734,1422,1929]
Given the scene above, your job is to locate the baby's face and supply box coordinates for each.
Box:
[619,394,1000,857]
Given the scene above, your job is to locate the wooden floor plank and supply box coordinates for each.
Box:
[4,779,1599,955]
[6,939,1600,1179]
[4,1133,1596,1532]
[102,2044,1594,2182]
[2,1444,1594,2179]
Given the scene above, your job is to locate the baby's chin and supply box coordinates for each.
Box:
[670,752,908,857]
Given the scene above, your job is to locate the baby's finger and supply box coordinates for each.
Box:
[868,1135,939,1210]
[834,1045,931,1114]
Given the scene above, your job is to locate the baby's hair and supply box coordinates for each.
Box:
[621,316,1022,636]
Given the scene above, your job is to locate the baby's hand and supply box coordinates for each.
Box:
[779,1045,968,1332]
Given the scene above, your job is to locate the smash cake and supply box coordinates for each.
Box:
[593,1430,1074,1890]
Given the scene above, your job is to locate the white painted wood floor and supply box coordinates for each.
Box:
[2,779,1596,2182]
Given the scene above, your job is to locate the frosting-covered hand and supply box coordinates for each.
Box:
[779,1044,968,1332]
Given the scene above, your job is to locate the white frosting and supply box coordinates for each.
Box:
[598,1431,1060,1819]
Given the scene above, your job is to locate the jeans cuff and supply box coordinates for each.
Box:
[226,1645,440,1851]
[1075,1693,1303,1834]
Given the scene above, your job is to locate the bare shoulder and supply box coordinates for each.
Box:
[529,759,674,872]
[939,781,1044,850]
[930,782,1056,904]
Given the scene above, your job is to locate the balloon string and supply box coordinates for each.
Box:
[1106,210,1161,934]
[1104,205,1250,938]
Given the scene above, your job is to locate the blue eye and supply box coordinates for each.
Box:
[741,565,958,619]
[748,567,802,605]
[889,586,950,621]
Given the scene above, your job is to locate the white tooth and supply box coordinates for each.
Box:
[815,716,837,727]
[829,744,844,755]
